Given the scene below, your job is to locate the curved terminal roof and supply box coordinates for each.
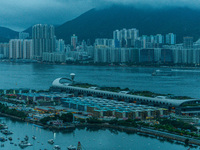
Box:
[52,78,199,107]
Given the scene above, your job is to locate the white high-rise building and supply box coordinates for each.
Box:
[23,40,33,59]
[9,39,33,59]
[155,34,164,44]
[113,30,120,41]
[127,28,139,47]
[166,33,176,45]
[120,28,127,41]
[140,35,148,49]
[32,24,56,59]
[56,39,65,52]
[0,43,9,58]
[9,39,23,59]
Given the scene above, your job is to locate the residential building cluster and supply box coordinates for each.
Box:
[0,24,93,63]
[94,29,200,65]
[1,24,200,65]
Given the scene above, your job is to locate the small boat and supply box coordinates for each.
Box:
[1,129,13,135]
[48,139,54,144]
[24,135,29,141]
[152,70,172,76]
[67,145,76,150]
[68,141,82,150]
[0,137,6,142]
[32,135,36,140]
[19,141,32,148]
[53,145,61,150]
[8,137,12,141]
[0,123,8,129]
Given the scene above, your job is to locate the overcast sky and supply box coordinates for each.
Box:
[1,0,200,31]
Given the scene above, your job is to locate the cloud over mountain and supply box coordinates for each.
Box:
[0,0,200,31]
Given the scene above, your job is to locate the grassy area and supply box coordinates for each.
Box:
[131,91,166,98]
[170,96,192,100]
[86,117,199,138]
[70,82,193,100]
[72,83,95,88]
[182,104,200,107]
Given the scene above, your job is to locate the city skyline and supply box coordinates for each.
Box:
[2,23,200,66]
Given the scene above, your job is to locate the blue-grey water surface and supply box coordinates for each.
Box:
[0,62,200,98]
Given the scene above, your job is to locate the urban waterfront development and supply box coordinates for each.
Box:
[0,63,200,149]
[1,2,200,150]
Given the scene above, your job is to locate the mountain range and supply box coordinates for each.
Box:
[1,5,200,44]
[0,27,18,42]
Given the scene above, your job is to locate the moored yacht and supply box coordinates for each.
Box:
[53,145,61,150]
[1,129,13,135]
[19,141,32,148]
[67,145,76,150]
[48,139,54,144]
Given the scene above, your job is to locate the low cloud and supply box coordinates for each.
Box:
[0,0,199,31]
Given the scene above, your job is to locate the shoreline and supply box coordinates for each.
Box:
[1,112,200,147]
[0,61,200,69]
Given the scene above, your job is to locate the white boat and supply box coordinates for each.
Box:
[48,139,54,144]
[67,145,76,150]
[19,141,32,148]
[68,141,82,150]
[152,70,172,76]
[53,145,61,150]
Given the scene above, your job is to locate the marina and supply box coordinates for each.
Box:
[0,117,199,149]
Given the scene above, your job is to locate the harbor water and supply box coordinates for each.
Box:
[0,63,200,98]
[0,117,198,150]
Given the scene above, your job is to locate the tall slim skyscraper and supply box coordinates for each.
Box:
[56,39,65,52]
[71,34,78,50]
[32,24,56,59]
[113,30,120,48]
[127,28,139,47]
[23,40,33,59]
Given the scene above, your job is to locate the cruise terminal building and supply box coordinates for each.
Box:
[51,77,200,116]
